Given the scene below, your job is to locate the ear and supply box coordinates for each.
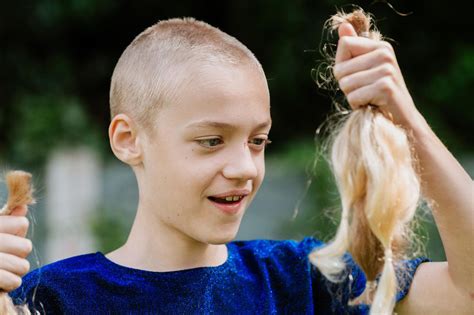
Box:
[109,114,143,166]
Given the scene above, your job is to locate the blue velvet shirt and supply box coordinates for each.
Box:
[10,237,427,314]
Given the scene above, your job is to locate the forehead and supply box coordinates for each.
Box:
[157,63,271,131]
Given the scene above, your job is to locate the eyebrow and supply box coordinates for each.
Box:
[185,119,272,131]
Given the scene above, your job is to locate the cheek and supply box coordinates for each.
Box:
[163,152,221,195]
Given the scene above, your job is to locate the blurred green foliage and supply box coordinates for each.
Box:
[1,0,472,160]
[423,46,474,152]
[90,209,130,254]
[6,95,102,167]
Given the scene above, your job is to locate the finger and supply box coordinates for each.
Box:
[0,216,29,237]
[335,36,393,65]
[335,23,358,64]
[339,64,397,96]
[334,46,398,81]
[346,77,394,109]
[0,253,30,277]
[0,234,33,258]
[10,205,28,217]
[0,269,22,292]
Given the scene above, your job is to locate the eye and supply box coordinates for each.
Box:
[249,137,271,150]
[197,138,224,148]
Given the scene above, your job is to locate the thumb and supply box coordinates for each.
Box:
[338,22,358,38]
[335,22,359,64]
[10,205,28,217]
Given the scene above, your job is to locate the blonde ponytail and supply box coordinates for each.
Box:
[309,9,420,315]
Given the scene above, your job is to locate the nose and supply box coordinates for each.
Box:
[222,143,258,181]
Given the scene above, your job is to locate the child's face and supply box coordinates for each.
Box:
[139,63,271,245]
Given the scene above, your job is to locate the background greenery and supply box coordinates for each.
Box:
[1,0,472,260]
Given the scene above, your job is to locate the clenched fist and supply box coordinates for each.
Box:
[334,22,425,131]
[0,205,32,292]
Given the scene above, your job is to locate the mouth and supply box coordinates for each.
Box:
[208,195,245,204]
[207,190,250,215]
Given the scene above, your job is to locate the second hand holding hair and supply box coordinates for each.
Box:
[0,171,35,314]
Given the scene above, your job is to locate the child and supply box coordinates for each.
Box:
[1,16,472,314]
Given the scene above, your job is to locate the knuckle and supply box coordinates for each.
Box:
[11,275,22,290]
[378,77,394,95]
[380,64,394,77]
[346,91,359,108]
[0,253,30,276]
[382,41,394,52]
[15,238,33,257]
[17,217,30,234]
[338,77,349,93]
[18,259,30,275]
[338,36,350,48]
[23,239,33,255]
[333,65,342,81]
[19,217,30,230]
[0,270,22,291]
[378,48,395,64]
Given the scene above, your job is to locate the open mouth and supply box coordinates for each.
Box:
[208,195,245,205]
[207,190,250,214]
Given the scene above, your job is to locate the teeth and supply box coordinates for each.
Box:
[223,196,242,202]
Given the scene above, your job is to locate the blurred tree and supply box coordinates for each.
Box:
[3,94,101,167]
[90,208,130,254]
[1,0,472,158]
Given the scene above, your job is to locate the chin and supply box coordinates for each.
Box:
[206,229,239,245]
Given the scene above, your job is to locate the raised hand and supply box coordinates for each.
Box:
[334,22,425,130]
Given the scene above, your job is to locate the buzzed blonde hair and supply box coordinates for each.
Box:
[110,18,264,131]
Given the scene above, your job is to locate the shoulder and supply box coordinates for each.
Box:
[228,237,325,282]
[24,252,101,283]
[230,237,324,261]
[9,253,101,308]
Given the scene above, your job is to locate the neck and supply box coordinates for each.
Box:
[106,203,228,272]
